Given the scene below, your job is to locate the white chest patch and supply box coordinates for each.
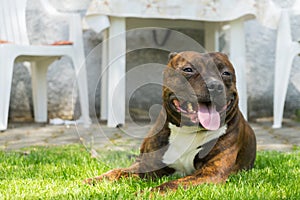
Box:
[162,124,227,176]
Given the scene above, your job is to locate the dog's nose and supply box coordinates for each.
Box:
[207,80,224,95]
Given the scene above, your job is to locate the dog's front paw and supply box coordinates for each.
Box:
[83,176,103,185]
[83,169,123,185]
[152,181,180,193]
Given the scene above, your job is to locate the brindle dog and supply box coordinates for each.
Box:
[85,51,256,191]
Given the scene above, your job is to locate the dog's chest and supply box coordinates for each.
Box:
[162,124,227,176]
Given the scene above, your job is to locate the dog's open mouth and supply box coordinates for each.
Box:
[170,97,232,130]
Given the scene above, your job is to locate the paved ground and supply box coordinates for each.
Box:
[0,119,299,152]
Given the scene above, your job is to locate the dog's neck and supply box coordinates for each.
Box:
[163,123,227,176]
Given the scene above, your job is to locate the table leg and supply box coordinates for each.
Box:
[229,18,248,120]
[107,17,126,127]
[100,29,108,120]
[204,22,219,52]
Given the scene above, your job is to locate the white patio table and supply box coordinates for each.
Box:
[85,0,280,127]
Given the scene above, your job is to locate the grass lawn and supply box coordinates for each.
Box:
[0,145,299,199]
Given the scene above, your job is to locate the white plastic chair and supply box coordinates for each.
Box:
[273,8,300,128]
[0,0,90,130]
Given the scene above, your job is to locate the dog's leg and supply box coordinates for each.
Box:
[84,162,142,184]
[84,160,174,184]
[154,146,239,191]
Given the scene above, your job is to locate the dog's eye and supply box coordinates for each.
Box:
[182,67,194,73]
[222,71,231,76]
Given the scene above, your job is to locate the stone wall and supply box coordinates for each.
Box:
[9,0,300,123]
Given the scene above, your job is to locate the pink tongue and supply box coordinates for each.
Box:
[197,103,220,130]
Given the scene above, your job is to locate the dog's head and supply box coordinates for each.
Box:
[162,51,238,130]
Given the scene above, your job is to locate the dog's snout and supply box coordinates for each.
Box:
[207,80,224,94]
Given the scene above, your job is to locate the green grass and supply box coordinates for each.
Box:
[0,145,299,199]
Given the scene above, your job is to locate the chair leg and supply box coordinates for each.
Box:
[273,10,295,128]
[273,53,294,128]
[0,58,14,131]
[31,60,51,122]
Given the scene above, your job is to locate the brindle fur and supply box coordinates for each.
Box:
[85,52,256,191]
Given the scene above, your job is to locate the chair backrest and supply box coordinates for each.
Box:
[0,0,29,44]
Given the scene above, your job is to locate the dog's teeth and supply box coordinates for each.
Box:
[173,100,180,107]
[187,102,193,112]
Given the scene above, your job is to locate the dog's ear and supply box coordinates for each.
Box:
[219,52,229,58]
[209,52,229,59]
[168,52,178,61]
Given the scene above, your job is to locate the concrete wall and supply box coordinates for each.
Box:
[9,0,300,123]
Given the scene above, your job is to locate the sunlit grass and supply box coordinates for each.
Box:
[0,145,299,199]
